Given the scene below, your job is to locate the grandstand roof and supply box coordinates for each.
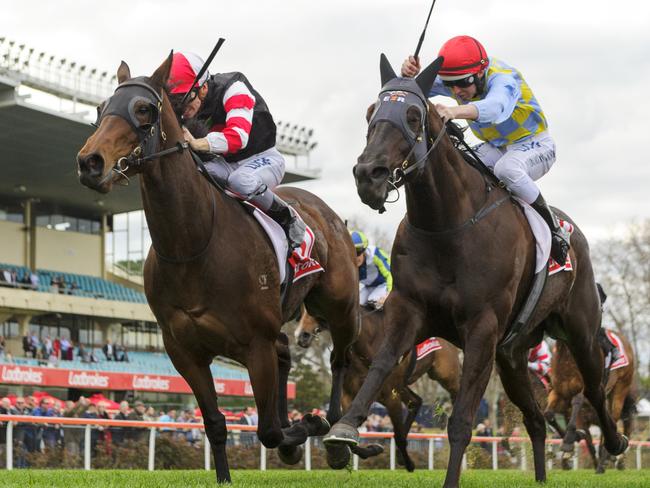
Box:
[0,75,316,220]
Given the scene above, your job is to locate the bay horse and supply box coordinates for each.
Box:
[545,331,636,472]
[323,55,628,487]
[76,53,360,483]
[296,306,460,471]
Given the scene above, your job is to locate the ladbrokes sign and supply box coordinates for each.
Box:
[0,364,294,398]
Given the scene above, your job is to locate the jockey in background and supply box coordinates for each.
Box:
[401,35,570,264]
[528,340,551,389]
[350,230,392,309]
[167,51,305,248]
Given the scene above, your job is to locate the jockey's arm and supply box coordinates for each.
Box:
[184,80,256,156]
[470,74,520,124]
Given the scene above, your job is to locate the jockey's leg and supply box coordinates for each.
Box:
[228,148,304,248]
[366,283,388,309]
[203,155,234,187]
[493,132,569,263]
[358,284,370,307]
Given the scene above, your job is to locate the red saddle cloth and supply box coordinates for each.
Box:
[548,219,574,275]
[288,224,324,283]
[605,330,630,371]
[415,337,443,360]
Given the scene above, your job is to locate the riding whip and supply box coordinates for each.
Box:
[179,37,226,109]
[414,0,438,59]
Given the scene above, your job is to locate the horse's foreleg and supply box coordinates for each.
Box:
[163,332,230,483]
[247,338,284,449]
[562,393,585,454]
[444,312,498,488]
[327,298,421,437]
[576,421,599,470]
[394,386,422,471]
[276,333,292,429]
[544,391,566,437]
[496,350,547,483]
[325,306,359,426]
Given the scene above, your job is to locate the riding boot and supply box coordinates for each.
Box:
[266,195,306,249]
[598,327,619,363]
[530,193,570,264]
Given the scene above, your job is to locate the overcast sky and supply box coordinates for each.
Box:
[3,0,649,245]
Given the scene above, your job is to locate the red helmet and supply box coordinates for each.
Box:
[438,36,488,80]
[168,52,209,94]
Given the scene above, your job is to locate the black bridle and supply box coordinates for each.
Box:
[93,77,190,185]
[366,78,448,210]
[93,77,221,264]
[366,78,510,232]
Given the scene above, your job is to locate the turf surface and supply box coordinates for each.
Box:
[2,469,649,487]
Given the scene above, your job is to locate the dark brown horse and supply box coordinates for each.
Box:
[323,56,628,487]
[545,331,636,472]
[296,306,460,471]
[76,54,360,483]
[500,369,548,455]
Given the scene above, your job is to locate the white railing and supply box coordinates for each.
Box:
[1,415,648,471]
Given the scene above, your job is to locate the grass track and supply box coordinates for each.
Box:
[2,470,650,488]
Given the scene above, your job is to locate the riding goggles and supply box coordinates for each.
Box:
[442,74,477,88]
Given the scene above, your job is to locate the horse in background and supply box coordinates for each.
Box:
[324,55,628,488]
[545,331,636,472]
[76,53,360,483]
[297,306,460,471]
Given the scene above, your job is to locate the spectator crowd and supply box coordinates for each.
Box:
[0,396,211,466]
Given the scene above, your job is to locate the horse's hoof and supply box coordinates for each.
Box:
[326,443,351,470]
[606,434,629,456]
[302,413,331,437]
[560,442,575,454]
[596,466,605,474]
[351,443,384,459]
[281,423,309,446]
[323,422,359,447]
[575,429,587,441]
[616,458,625,471]
[278,444,303,465]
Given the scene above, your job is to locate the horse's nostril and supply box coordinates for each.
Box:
[370,166,390,180]
[78,153,104,175]
[352,165,358,177]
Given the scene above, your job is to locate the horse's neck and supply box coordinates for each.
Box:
[140,104,217,262]
[405,139,487,233]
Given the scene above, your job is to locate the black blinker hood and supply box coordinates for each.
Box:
[368,54,444,164]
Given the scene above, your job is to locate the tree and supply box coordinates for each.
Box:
[291,360,329,413]
[592,220,650,379]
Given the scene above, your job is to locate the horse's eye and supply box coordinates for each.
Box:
[137,106,150,115]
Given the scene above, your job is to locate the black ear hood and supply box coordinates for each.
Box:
[369,54,444,166]
[416,56,444,96]
[378,54,444,102]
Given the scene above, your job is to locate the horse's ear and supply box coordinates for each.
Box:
[150,50,174,89]
[117,61,131,84]
[415,56,443,96]
[380,53,397,86]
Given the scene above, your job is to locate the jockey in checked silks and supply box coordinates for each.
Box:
[350,230,392,309]
[167,51,304,249]
[401,35,570,264]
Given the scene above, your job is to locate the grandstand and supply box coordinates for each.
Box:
[0,38,312,409]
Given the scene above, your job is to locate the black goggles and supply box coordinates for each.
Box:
[442,74,476,88]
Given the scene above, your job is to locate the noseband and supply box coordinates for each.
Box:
[94,77,189,183]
